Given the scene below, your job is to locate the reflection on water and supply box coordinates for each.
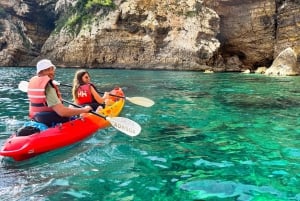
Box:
[0,67,300,200]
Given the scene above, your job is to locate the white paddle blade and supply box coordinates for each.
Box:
[126,97,155,107]
[18,81,29,92]
[107,117,141,136]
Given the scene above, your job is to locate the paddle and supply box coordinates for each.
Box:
[18,81,141,136]
[62,100,141,136]
[52,80,155,107]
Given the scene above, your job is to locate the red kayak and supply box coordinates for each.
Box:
[0,88,125,161]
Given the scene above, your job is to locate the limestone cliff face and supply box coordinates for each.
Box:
[1,0,300,72]
[205,0,300,72]
[205,0,276,70]
[41,0,220,71]
[0,0,56,66]
[275,1,300,59]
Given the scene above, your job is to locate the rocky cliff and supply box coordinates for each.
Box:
[0,0,300,72]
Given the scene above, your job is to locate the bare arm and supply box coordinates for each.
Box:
[46,83,91,117]
[52,103,91,117]
[90,86,105,104]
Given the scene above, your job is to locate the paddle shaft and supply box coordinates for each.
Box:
[63,99,141,136]
[62,99,107,120]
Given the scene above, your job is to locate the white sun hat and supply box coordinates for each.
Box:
[36,59,56,74]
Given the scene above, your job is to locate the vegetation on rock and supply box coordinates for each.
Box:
[55,0,115,34]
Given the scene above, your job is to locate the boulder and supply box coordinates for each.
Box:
[265,47,299,76]
[255,66,267,74]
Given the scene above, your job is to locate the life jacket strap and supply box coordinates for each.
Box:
[30,102,48,107]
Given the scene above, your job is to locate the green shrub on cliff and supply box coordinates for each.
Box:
[0,7,6,18]
[85,0,113,9]
[66,14,81,28]
[55,0,114,34]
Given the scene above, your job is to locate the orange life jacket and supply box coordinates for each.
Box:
[76,84,93,104]
[108,87,123,101]
[27,76,62,118]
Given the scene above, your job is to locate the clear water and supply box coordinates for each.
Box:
[0,67,299,201]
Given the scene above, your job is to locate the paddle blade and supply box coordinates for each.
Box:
[106,117,141,136]
[126,97,155,107]
[18,81,29,92]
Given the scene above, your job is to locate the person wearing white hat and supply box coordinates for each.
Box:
[36,59,56,73]
[27,59,92,127]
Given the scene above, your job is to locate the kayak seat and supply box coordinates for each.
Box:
[16,126,40,136]
[15,121,49,137]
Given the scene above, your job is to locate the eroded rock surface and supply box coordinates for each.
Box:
[0,0,300,73]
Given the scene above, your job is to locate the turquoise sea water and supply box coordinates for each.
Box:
[0,67,299,201]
